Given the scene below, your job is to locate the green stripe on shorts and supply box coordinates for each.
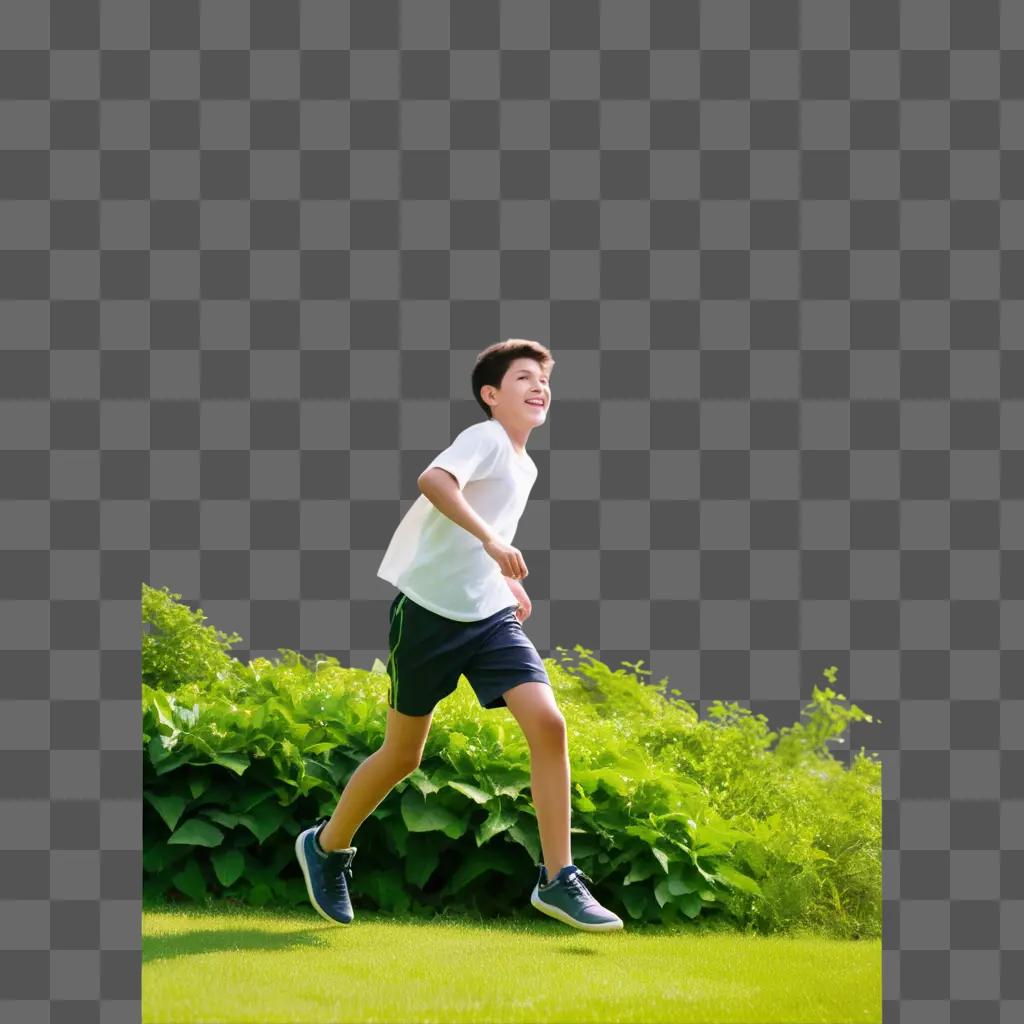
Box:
[386,595,407,708]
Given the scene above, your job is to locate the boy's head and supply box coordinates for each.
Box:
[472,339,555,421]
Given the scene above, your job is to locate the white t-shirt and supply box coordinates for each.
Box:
[376,418,538,621]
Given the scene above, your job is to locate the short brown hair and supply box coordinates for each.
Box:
[471,339,554,419]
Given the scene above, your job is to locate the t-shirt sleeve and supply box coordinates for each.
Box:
[421,426,500,490]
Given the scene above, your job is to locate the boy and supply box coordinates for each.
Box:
[295,339,623,932]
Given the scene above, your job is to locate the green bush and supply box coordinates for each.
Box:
[671,686,882,937]
[141,583,881,937]
[143,583,242,693]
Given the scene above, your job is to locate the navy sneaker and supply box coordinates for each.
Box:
[295,818,357,925]
[530,863,624,932]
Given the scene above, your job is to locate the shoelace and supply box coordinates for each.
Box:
[324,854,354,897]
[560,869,599,906]
[314,827,354,891]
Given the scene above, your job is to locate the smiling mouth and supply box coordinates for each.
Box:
[525,400,545,407]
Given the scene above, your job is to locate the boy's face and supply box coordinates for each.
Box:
[493,358,551,422]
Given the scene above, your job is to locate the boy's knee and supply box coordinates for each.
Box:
[380,744,421,774]
[526,712,567,747]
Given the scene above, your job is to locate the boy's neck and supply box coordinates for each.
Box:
[492,416,530,455]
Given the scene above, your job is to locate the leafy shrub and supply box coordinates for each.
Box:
[143,583,242,693]
[141,584,881,937]
[672,685,882,937]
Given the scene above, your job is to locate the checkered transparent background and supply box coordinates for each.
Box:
[1,1,1021,1021]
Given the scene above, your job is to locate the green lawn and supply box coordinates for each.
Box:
[143,901,881,1023]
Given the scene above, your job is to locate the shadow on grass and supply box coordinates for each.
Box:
[143,896,754,966]
[143,924,332,965]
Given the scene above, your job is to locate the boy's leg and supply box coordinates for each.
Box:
[502,682,572,880]
[318,705,434,851]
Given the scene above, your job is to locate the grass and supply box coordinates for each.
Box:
[143,900,881,1023]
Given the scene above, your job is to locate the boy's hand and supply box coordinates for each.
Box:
[504,574,531,623]
[483,537,527,579]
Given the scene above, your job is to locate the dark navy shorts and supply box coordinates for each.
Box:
[385,591,552,716]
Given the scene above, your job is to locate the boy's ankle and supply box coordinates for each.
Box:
[315,824,351,854]
[320,839,352,854]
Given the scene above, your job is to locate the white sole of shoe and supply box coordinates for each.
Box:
[294,827,353,926]
[530,883,624,931]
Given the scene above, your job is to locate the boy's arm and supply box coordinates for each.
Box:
[418,468,499,546]
[418,468,529,587]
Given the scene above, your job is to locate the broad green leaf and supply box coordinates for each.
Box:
[210,847,245,888]
[188,733,216,756]
[476,802,518,846]
[210,752,249,776]
[679,892,702,918]
[198,808,241,830]
[146,734,175,765]
[190,781,231,810]
[142,842,189,874]
[735,839,769,876]
[406,767,442,798]
[618,884,648,920]
[168,817,224,847]
[401,788,463,837]
[713,863,763,896]
[655,811,700,829]
[485,766,530,799]
[692,822,751,857]
[242,800,288,844]
[694,860,718,884]
[303,742,336,755]
[404,839,440,889]
[171,858,207,902]
[269,697,295,726]
[575,766,629,795]
[300,757,333,787]
[187,773,210,800]
[506,821,540,865]
[623,823,661,845]
[239,789,273,814]
[445,846,518,893]
[144,791,189,832]
[446,780,492,805]
[650,847,670,874]
[151,692,176,733]
[572,782,597,812]
[653,877,672,908]
[623,860,658,885]
[668,864,701,895]
[377,814,408,858]
[152,749,193,775]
